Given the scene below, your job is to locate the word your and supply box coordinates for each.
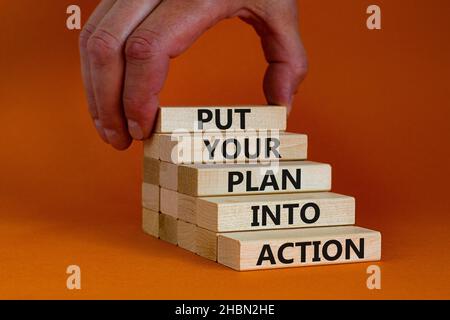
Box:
[228,169,301,192]
[197,109,250,130]
[251,202,320,227]
[169,130,283,165]
[204,137,280,160]
[257,238,365,265]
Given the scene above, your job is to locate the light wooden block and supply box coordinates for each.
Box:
[160,188,178,218]
[142,208,159,238]
[218,226,381,271]
[159,188,197,223]
[178,161,331,196]
[154,106,286,133]
[197,192,355,232]
[159,213,178,245]
[143,157,160,185]
[142,183,159,211]
[160,161,178,191]
[178,192,197,224]
[196,227,219,261]
[177,220,197,253]
[143,134,159,159]
[155,132,307,164]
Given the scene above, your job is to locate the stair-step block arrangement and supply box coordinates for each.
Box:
[142,106,381,271]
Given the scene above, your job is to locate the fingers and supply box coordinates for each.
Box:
[81,0,306,150]
[240,0,308,112]
[123,0,239,140]
[79,0,116,143]
[84,0,162,150]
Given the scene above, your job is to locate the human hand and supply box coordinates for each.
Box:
[79,0,308,150]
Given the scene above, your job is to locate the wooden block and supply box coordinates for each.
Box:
[217,226,381,271]
[143,158,160,185]
[154,106,287,133]
[159,213,178,245]
[159,188,197,223]
[143,134,159,159]
[178,192,197,224]
[177,220,197,253]
[160,188,178,218]
[178,161,331,196]
[160,161,178,191]
[196,227,219,261]
[156,132,307,164]
[197,192,355,232]
[142,183,159,211]
[142,208,159,238]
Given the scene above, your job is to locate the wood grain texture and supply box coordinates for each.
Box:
[178,161,332,196]
[177,220,196,253]
[177,192,197,224]
[143,134,159,159]
[142,208,159,238]
[160,188,178,218]
[197,192,355,232]
[160,161,178,191]
[150,132,307,164]
[142,183,159,212]
[159,188,197,223]
[196,227,218,261]
[217,226,381,271]
[159,213,178,245]
[154,106,286,133]
[143,158,160,185]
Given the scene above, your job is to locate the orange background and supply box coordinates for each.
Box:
[1,0,449,299]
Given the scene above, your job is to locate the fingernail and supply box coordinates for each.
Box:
[104,128,119,144]
[127,119,144,140]
[94,119,109,143]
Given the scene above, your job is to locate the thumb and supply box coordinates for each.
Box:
[240,1,308,113]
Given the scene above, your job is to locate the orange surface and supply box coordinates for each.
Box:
[1,0,450,299]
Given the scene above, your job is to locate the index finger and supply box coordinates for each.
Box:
[123,0,240,139]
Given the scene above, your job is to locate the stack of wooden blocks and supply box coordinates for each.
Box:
[142,106,381,271]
